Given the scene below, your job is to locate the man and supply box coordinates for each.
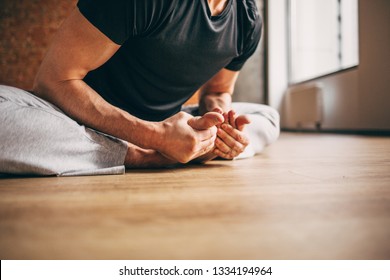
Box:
[0,0,279,176]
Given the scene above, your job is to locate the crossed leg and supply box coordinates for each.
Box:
[0,86,280,176]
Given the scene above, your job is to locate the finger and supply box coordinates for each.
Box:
[213,148,236,160]
[215,136,230,154]
[235,115,251,131]
[187,112,223,130]
[223,112,229,124]
[217,127,246,155]
[212,107,224,114]
[220,124,249,146]
[196,126,217,142]
[217,127,236,147]
[228,110,237,129]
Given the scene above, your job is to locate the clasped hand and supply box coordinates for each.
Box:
[159,109,250,163]
[212,109,251,160]
[158,111,223,163]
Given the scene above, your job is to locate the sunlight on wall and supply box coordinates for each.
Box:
[289,0,359,83]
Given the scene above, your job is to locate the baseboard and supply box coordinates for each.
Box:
[281,128,390,136]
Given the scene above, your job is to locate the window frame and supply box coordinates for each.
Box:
[286,0,359,86]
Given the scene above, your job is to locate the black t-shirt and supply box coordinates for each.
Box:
[77,0,262,121]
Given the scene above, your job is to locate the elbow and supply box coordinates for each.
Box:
[32,71,51,99]
[32,68,63,103]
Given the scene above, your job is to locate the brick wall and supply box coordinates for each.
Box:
[0,0,77,90]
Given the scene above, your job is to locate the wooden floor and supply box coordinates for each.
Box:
[0,132,389,260]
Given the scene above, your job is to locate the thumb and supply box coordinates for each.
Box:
[188,112,224,130]
[212,107,224,114]
[236,115,251,131]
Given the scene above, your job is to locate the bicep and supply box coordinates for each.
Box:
[200,68,240,95]
[35,8,120,85]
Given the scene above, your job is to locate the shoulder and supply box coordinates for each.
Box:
[235,0,262,43]
[77,0,176,41]
[236,0,262,30]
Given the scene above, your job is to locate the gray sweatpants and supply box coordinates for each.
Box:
[0,85,280,176]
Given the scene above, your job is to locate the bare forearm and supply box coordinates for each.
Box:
[199,91,232,115]
[125,143,178,168]
[33,78,220,164]
[33,79,162,150]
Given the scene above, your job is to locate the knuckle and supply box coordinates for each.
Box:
[236,133,245,142]
[184,138,199,156]
[238,134,249,145]
[223,124,233,133]
[188,135,197,146]
[176,153,190,163]
[215,150,223,158]
[179,157,190,164]
[232,142,245,153]
[232,142,241,151]
[219,145,228,153]
[189,144,198,154]
[215,141,222,150]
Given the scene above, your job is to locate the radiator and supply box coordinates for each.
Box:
[283,84,324,130]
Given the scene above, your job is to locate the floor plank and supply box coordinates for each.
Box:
[0,132,389,259]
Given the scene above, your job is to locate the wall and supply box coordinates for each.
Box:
[0,0,77,90]
[233,0,265,104]
[268,0,289,113]
[268,0,390,131]
[357,0,390,129]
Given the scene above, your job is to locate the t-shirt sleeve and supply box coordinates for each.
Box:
[225,14,262,72]
[77,0,133,45]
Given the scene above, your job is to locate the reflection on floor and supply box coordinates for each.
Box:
[0,132,389,259]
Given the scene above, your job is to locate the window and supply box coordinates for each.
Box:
[288,0,359,84]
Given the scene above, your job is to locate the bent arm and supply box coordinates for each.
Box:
[33,8,162,150]
[195,68,253,161]
[198,68,239,115]
[33,9,221,164]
